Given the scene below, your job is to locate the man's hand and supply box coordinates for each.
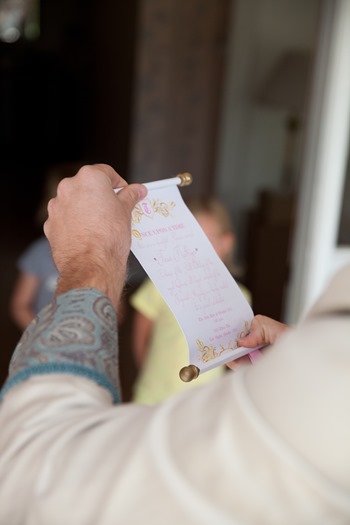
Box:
[237,315,290,348]
[226,315,290,370]
[44,164,147,310]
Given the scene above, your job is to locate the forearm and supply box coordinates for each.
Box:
[9,274,39,331]
[133,342,148,369]
[132,313,153,368]
[1,288,121,403]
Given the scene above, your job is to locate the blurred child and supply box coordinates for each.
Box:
[9,162,82,330]
[130,197,251,405]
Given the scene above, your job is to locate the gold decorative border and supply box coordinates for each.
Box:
[197,321,250,363]
[132,198,176,224]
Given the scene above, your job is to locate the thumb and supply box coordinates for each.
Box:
[117,184,148,211]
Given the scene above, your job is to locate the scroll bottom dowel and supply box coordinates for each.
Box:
[179,365,200,382]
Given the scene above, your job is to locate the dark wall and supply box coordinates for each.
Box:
[0,0,139,207]
[0,0,139,387]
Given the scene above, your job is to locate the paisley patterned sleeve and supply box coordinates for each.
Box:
[0,289,121,403]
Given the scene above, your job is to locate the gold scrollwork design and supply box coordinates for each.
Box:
[132,229,142,239]
[197,320,251,363]
[132,199,176,224]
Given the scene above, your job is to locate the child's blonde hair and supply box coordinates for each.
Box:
[185,196,236,273]
[186,197,234,235]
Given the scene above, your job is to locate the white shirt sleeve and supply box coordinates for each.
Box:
[1,267,350,524]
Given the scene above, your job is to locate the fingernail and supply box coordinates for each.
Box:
[138,185,148,199]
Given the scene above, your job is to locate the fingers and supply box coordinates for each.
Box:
[43,166,148,241]
[90,163,127,189]
[237,315,290,349]
[237,332,263,348]
[78,164,148,206]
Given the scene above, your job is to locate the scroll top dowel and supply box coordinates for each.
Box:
[177,172,193,187]
[179,364,200,382]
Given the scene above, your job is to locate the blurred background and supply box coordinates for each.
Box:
[1,0,350,398]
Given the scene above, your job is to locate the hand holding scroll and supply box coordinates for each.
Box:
[226,315,290,370]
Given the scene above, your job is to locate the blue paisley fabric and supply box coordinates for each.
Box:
[1,289,121,403]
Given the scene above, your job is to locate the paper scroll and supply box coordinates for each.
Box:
[130,179,258,379]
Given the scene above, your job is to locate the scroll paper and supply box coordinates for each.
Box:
[130,185,257,375]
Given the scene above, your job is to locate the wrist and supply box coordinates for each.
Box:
[56,254,125,310]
